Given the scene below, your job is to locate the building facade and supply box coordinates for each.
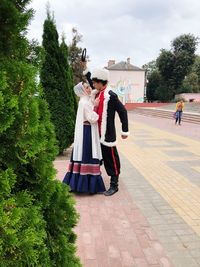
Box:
[106,58,146,103]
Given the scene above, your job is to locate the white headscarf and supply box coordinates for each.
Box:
[74,82,87,97]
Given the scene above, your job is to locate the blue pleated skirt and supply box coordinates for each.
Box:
[63,125,105,193]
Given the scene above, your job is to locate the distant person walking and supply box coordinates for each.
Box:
[175,100,184,125]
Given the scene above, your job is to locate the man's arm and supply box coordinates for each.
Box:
[82,61,94,89]
[112,94,129,138]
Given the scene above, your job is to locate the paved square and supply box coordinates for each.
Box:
[54,113,200,267]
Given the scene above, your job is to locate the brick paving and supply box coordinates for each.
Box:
[54,113,200,267]
[55,160,173,267]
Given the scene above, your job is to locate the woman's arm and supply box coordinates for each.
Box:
[84,105,99,124]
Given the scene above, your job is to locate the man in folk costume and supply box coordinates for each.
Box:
[88,68,129,196]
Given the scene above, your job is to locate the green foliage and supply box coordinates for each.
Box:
[157,49,175,81]
[156,83,175,102]
[149,33,199,101]
[182,72,199,93]
[41,12,76,153]
[59,37,76,146]
[172,34,198,55]
[142,60,157,78]
[45,181,80,267]
[0,1,81,266]
[178,55,200,94]
[0,0,33,59]
[28,39,44,68]
[146,70,161,102]
[0,169,49,267]
[0,72,18,134]
[193,55,200,83]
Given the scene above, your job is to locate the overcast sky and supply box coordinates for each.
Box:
[27,0,200,70]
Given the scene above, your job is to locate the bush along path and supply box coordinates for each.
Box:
[0,1,80,266]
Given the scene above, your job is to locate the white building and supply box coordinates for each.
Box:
[106,58,146,103]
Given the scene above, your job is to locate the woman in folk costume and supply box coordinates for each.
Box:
[63,82,106,194]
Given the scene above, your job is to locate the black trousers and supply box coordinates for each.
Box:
[101,144,121,177]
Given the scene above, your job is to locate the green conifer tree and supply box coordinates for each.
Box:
[0,1,80,266]
[59,36,76,146]
[41,11,76,153]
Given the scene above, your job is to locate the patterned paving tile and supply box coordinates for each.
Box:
[120,154,200,267]
[167,160,200,186]
[133,138,185,148]
[117,117,200,266]
[163,150,197,158]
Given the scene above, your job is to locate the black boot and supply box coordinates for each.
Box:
[104,175,119,196]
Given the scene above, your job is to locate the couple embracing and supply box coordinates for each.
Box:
[63,68,129,196]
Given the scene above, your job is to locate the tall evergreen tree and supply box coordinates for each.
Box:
[59,36,76,146]
[0,1,80,266]
[40,10,63,152]
[41,10,76,153]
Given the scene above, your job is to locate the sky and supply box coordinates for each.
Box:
[27,0,200,70]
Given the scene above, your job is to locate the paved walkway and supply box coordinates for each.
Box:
[55,113,200,267]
